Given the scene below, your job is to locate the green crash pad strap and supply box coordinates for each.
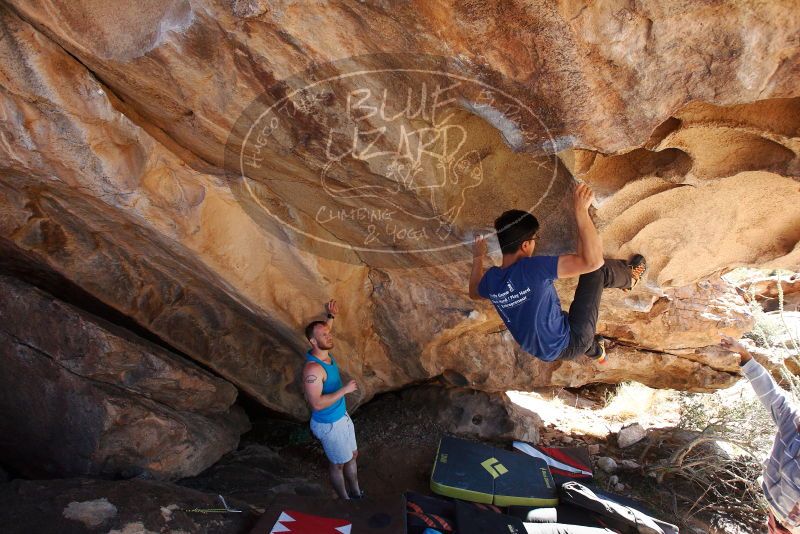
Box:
[430,479,494,504]
[493,494,559,507]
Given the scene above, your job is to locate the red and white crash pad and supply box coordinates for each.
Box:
[250,493,406,534]
[268,510,352,534]
[512,441,593,486]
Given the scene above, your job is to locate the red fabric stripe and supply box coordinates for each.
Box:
[429,513,452,531]
[550,467,592,478]
[407,502,424,514]
[539,446,591,472]
[408,511,437,528]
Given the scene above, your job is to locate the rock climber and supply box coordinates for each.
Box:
[722,335,800,533]
[302,299,364,500]
[469,182,647,363]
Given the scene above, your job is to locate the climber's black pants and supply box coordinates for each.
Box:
[557,259,632,360]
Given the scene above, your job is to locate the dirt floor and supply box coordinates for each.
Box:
[180,390,451,506]
[179,383,767,533]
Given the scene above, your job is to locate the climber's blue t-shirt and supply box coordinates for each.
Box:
[478,256,569,361]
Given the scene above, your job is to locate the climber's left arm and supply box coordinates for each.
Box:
[469,235,487,300]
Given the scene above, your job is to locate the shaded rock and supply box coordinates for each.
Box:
[395,386,541,444]
[0,275,237,414]
[618,423,647,449]
[0,478,256,534]
[178,444,326,509]
[588,444,601,456]
[0,276,249,480]
[597,457,618,473]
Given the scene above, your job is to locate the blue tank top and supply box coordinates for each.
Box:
[305,352,346,423]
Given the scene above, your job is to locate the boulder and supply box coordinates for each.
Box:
[617,423,648,449]
[0,275,249,480]
[597,457,618,473]
[179,444,327,509]
[386,385,542,444]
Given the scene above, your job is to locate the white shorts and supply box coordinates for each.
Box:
[310,412,357,465]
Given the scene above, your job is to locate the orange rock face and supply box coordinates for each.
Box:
[0,1,798,423]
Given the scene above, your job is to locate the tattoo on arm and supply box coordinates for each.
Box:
[305,375,318,384]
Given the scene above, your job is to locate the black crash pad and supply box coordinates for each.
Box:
[454,499,527,534]
[430,435,558,507]
[455,500,617,533]
[405,491,505,534]
[560,482,679,534]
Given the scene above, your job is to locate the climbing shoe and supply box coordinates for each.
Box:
[624,254,647,292]
[586,335,607,364]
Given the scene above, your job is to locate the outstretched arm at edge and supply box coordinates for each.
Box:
[722,336,799,429]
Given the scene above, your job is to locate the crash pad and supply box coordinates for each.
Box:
[455,500,616,534]
[430,435,558,507]
[249,493,406,534]
[507,502,609,528]
[559,482,679,534]
[406,492,454,534]
[513,441,593,486]
[405,491,505,534]
[454,499,527,534]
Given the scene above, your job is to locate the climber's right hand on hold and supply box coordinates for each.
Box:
[720,335,752,365]
[573,182,595,213]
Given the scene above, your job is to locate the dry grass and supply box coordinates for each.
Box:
[600,381,680,423]
[507,382,680,438]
